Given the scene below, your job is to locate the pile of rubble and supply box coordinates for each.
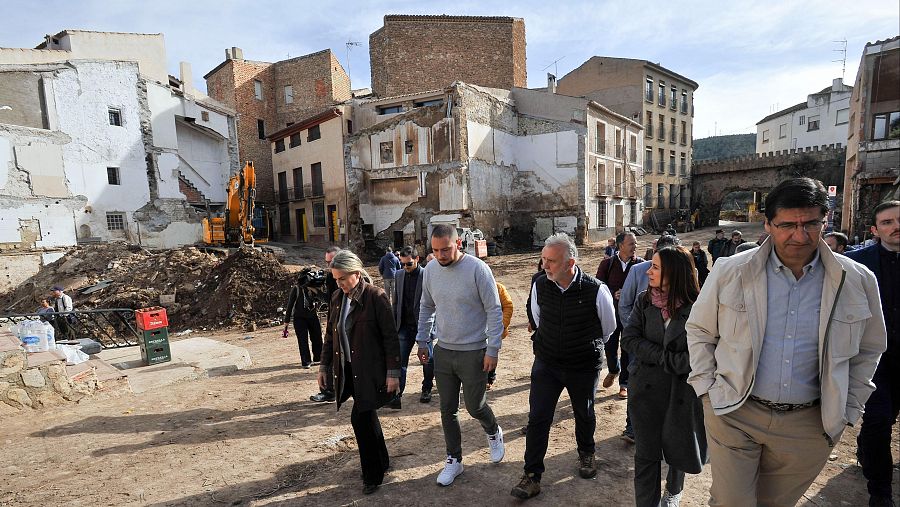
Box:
[0,244,300,331]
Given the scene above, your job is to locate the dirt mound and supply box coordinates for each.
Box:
[0,244,298,332]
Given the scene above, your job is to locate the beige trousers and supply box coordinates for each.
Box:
[702,396,834,507]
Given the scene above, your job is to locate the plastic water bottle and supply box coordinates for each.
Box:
[20,320,43,353]
[43,322,56,351]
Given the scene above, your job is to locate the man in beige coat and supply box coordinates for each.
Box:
[686,177,886,507]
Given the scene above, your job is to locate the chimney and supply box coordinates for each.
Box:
[180,62,194,95]
[225,48,232,60]
[231,47,244,60]
[547,73,557,94]
[832,77,843,91]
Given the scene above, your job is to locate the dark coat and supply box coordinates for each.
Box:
[321,279,401,412]
[845,242,881,278]
[621,293,708,474]
[392,266,423,332]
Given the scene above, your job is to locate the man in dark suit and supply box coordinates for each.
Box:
[847,200,899,507]
[389,245,435,409]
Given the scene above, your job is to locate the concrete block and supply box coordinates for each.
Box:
[20,368,46,388]
[6,388,32,408]
[0,332,22,352]
[26,350,66,368]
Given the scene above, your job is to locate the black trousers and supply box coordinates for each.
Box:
[293,313,322,366]
[524,357,599,478]
[634,456,684,507]
[344,363,389,485]
[857,356,900,499]
[604,322,630,387]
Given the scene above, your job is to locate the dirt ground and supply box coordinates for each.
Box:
[1,222,896,507]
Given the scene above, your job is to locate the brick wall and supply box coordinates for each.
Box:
[369,15,526,97]
[273,49,351,128]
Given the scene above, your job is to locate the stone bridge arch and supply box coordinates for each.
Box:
[692,146,846,227]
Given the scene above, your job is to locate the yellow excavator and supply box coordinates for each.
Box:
[202,161,271,248]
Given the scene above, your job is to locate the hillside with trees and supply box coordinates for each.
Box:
[693,134,756,161]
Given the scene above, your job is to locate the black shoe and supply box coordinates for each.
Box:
[362,483,379,495]
[387,397,402,410]
[510,473,541,499]
[620,428,635,444]
[310,391,335,402]
[419,390,432,403]
[578,452,597,479]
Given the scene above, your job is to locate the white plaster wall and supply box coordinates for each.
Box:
[0,136,10,189]
[175,121,228,202]
[756,91,852,153]
[515,131,580,193]
[14,143,66,197]
[156,152,182,199]
[0,201,78,247]
[148,83,179,150]
[139,221,202,249]
[438,171,467,210]
[468,159,515,210]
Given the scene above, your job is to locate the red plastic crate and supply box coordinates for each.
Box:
[135,307,169,331]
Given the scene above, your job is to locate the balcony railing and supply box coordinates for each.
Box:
[277,183,322,203]
[310,182,324,197]
[670,129,676,143]
[658,93,666,106]
[680,162,687,175]
[596,139,607,154]
[613,183,624,197]
[629,148,638,163]
[644,158,653,173]
[657,125,665,139]
[669,161,676,175]
[645,124,653,137]
[596,183,613,195]
[657,161,665,174]
[681,101,688,114]
[681,133,687,145]
[615,144,623,158]
[645,89,654,102]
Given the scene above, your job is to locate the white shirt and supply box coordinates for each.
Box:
[529,266,617,343]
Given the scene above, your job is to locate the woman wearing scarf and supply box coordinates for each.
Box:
[317,250,401,495]
[621,246,708,507]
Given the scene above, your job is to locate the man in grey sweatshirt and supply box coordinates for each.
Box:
[417,224,506,486]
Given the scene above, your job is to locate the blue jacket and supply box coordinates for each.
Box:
[378,252,400,279]
[845,243,880,278]
[619,260,651,327]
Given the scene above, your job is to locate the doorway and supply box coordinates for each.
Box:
[393,230,404,250]
[327,204,338,242]
[296,208,307,242]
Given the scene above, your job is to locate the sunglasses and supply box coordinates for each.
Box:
[402,261,415,267]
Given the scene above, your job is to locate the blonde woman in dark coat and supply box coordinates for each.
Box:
[621,246,708,507]
[317,250,401,495]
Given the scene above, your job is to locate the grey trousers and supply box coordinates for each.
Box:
[433,345,499,460]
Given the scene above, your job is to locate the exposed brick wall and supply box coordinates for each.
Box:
[273,49,351,128]
[369,15,526,97]
[178,173,205,203]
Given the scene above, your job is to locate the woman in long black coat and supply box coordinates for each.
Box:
[317,250,401,495]
[621,246,708,507]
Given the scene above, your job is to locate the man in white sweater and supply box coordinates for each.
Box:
[417,224,506,486]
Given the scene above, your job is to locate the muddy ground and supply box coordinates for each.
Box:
[1,222,896,506]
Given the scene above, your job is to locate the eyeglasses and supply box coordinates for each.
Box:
[770,220,826,233]
[401,261,415,267]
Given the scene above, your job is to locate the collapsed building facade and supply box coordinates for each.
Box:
[0,30,239,292]
[346,82,644,251]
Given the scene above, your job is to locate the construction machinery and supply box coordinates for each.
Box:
[202,161,272,249]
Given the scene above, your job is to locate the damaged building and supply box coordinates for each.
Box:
[0,30,239,291]
[346,81,644,251]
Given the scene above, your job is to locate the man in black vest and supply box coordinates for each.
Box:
[510,233,617,500]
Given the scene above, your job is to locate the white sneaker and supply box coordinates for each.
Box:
[659,490,682,507]
[487,425,505,463]
[436,456,464,486]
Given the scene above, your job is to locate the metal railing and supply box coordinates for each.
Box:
[645,124,653,137]
[669,161,676,175]
[644,158,653,173]
[596,183,612,195]
[657,160,665,174]
[680,162,687,175]
[629,148,638,163]
[0,309,141,349]
[596,139,607,154]
[670,128,676,143]
[681,133,687,145]
[681,101,688,114]
[615,144,623,158]
[657,125,665,139]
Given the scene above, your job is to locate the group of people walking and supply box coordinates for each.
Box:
[283,177,897,507]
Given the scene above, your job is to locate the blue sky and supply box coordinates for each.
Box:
[1,0,897,138]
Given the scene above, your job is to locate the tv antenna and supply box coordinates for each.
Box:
[346,40,362,80]
[833,39,848,81]
[542,56,566,77]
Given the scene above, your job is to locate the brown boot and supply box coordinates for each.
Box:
[510,473,541,499]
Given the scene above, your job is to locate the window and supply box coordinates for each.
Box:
[347,120,353,134]
[629,134,638,162]
[658,82,666,106]
[405,140,414,154]
[670,86,677,110]
[201,111,209,122]
[873,111,900,140]
[645,77,654,102]
[307,125,321,142]
[835,108,849,125]
[278,205,291,234]
[277,172,288,202]
[414,99,443,108]
[107,167,120,185]
[597,199,607,227]
[680,153,686,175]
[658,114,665,139]
[311,163,323,196]
[779,123,787,139]
[644,184,652,207]
[254,80,263,100]
[807,115,820,131]
[274,139,285,153]
[670,117,677,142]
[762,129,770,143]
[284,85,293,104]
[799,115,806,125]
[597,122,607,153]
[378,105,403,115]
[657,184,665,208]
[108,108,122,126]
[380,141,394,163]
[680,90,688,114]
[312,202,326,228]
[629,201,637,225]
[596,162,607,194]
[645,111,653,137]
[680,120,687,144]
[669,152,676,175]
[669,184,677,209]
[106,212,125,231]
[644,147,653,173]
[679,185,687,208]
[289,133,301,148]
[657,148,665,173]
[257,119,265,140]
[292,167,303,199]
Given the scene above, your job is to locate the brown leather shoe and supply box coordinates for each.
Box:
[510,473,541,499]
[618,387,628,399]
[602,373,618,388]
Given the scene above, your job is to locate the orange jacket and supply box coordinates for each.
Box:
[497,282,513,339]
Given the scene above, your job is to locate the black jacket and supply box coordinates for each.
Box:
[392,266,423,332]
[533,272,605,370]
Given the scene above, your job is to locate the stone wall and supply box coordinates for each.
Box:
[369,15,526,97]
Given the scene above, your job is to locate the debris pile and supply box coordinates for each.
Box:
[0,244,298,331]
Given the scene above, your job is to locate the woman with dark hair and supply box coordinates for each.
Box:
[621,246,708,507]
[690,241,709,287]
[317,250,401,495]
